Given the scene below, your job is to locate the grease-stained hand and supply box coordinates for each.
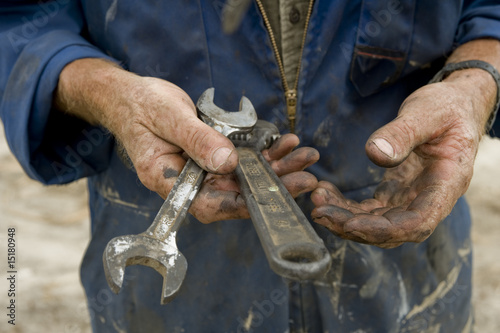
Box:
[56,59,319,224]
[311,71,496,248]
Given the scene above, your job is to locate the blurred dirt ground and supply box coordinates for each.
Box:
[0,125,499,333]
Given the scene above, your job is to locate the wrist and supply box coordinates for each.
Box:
[55,58,136,132]
[430,61,499,132]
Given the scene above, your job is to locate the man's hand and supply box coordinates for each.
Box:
[311,39,500,248]
[55,58,319,223]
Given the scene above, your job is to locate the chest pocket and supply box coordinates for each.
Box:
[350,0,417,97]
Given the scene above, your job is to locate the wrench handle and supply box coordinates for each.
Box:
[235,147,331,280]
[146,158,206,241]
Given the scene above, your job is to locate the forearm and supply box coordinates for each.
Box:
[54,58,138,134]
[442,39,500,132]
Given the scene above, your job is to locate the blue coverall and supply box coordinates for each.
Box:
[1,1,500,332]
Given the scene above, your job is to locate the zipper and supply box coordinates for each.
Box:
[255,0,315,134]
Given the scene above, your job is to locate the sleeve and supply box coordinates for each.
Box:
[0,1,117,185]
[456,0,500,44]
[455,0,500,137]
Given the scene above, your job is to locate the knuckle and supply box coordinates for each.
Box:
[270,160,282,175]
[391,117,418,151]
[185,126,212,159]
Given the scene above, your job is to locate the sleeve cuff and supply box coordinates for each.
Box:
[1,30,117,184]
[455,5,500,45]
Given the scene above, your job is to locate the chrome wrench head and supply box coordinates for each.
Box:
[103,88,257,304]
[197,88,257,137]
[103,234,188,304]
[230,120,281,151]
[103,158,204,305]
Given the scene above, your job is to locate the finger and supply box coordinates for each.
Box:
[311,191,420,246]
[311,187,339,207]
[172,115,238,174]
[311,186,428,245]
[136,152,188,199]
[311,182,344,207]
[312,208,404,248]
[345,158,466,245]
[365,95,444,168]
[343,188,449,245]
[202,173,240,192]
[312,205,354,225]
[369,206,392,216]
[358,198,385,213]
[342,211,409,244]
[189,173,250,223]
[338,208,431,247]
[280,171,318,197]
[311,205,354,236]
[263,134,300,161]
[311,181,365,213]
[311,187,432,247]
[270,147,320,177]
[190,190,249,223]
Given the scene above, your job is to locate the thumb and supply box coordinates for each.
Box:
[176,115,238,174]
[365,113,436,168]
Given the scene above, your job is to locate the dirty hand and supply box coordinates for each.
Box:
[191,133,320,223]
[55,58,319,223]
[311,68,497,248]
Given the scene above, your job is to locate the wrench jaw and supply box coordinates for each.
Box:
[230,120,280,151]
[103,235,188,304]
[197,87,258,137]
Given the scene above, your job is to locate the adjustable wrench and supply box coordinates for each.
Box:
[102,88,257,304]
[232,121,331,280]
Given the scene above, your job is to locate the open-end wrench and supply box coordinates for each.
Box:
[102,88,257,304]
[231,121,332,280]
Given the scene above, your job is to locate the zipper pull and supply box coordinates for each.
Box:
[286,89,297,133]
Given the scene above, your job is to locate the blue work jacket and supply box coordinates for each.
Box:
[1,1,500,332]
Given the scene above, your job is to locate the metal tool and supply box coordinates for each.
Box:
[232,121,332,280]
[102,88,257,304]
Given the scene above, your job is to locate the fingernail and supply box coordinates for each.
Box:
[372,138,395,159]
[211,147,233,171]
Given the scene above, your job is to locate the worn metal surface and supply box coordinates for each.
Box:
[103,158,204,304]
[233,121,332,280]
[102,88,258,304]
[197,88,257,137]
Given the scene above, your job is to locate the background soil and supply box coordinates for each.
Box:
[0,125,499,333]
